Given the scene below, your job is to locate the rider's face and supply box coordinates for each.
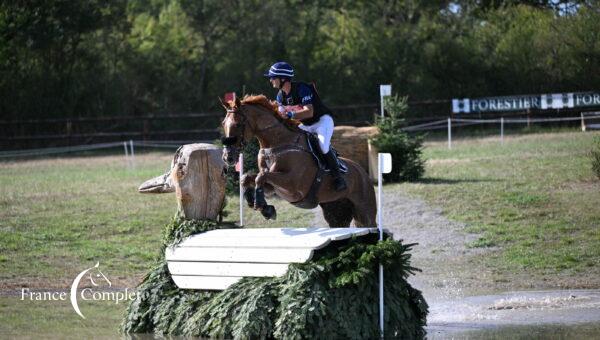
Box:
[269,77,280,88]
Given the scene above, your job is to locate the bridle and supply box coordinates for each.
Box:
[221,105,282,151]
[222,108,248,149]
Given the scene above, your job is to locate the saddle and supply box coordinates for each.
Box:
[288,133,347,209]
[258,132,348,210]
[305,132,348,174]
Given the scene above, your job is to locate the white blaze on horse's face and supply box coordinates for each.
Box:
[221,110,243,166]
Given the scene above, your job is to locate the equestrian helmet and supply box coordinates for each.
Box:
[264,61,294,79]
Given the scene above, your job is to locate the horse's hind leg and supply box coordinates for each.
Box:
[351,205,376,227]
[347,190,377,227]
[320,199,354,227]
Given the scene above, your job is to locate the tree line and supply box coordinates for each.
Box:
[1,0,598,120]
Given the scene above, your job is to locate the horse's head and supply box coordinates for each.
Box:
[221,97,253,166]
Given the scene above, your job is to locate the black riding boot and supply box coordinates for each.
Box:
[323,150,347,191]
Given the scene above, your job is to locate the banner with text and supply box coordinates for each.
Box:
[452,92,600,114]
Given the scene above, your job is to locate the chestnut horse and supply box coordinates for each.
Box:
[221,95,376,227]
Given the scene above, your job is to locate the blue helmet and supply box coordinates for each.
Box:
[264,61,294,79]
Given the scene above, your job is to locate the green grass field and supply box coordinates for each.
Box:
[401,131,600,285]
[0,152,313,290]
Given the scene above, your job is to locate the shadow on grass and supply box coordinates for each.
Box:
[414,177,502,185]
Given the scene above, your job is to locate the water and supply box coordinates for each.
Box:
[424,289,600,338]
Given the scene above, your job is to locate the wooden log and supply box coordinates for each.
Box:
[139,143,226,220]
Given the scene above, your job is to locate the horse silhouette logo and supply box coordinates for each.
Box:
[70,262,111,319]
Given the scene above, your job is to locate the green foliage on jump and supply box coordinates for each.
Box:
[121,217,428,339]
[371,95,425,182]
[591,136,600,180]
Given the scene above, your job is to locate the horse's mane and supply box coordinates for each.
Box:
[241,94,278,112]
[241,94,300,131]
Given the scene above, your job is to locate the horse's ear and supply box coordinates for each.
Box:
[218,97,229,111]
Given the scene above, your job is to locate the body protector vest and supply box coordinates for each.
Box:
[276,81,333,126]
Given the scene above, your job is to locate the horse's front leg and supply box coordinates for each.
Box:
[253,170,277,220]
[242,173,275,208]
[252,153,279,220]
[241,173,257,208]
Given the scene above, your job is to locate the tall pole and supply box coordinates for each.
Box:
[239,153,244,227]
[447,118,452,150]
[123,141,129,166]
[379,85,391,118]
[501,117,504,145]
[129,139,135,169]
[378,153,384,338]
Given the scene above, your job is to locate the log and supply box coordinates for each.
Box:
[139,143,226,220]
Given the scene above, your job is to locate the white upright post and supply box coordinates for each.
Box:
[130,139,135,156]
[377,153,392,338]
[239,153,244,227]
[379,85,392,118]
[447,118,452,150]
[129,139,135,168]
[501,117,504,145]
[581,112,586,132]
[123,141,129,160]
[378,153,384,338]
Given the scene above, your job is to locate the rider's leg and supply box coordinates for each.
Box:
[315,115,347,191]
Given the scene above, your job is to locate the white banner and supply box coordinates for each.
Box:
[453,91,600,113]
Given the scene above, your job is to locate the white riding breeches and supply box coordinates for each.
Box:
[298,114,334,154]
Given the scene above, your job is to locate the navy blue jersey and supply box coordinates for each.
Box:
[276,82,332,125]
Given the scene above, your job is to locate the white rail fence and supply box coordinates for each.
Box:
[0,140,208,169]
[1,113,599,158]
[402,113,600,149]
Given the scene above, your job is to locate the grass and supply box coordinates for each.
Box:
[400,131,600,279]
[0,152,313,290]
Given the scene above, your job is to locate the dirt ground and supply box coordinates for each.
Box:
[312,186,600,300]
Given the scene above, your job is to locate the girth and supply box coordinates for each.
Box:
[258,135,323,209]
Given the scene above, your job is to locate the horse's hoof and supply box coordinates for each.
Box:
[244,188,255,208]
[254,188,266,210]
[261,205,277,220]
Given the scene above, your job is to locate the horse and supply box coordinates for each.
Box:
[221,94,376,227]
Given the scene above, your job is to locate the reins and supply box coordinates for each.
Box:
[224,104,300,148]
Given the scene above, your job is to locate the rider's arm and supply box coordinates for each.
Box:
[286,83,314,120]
[290,104,313,120]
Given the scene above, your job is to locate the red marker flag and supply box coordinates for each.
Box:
[235,159,241,172]
[224,92,236,105]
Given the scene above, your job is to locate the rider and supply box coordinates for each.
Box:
[264,61,347,191]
